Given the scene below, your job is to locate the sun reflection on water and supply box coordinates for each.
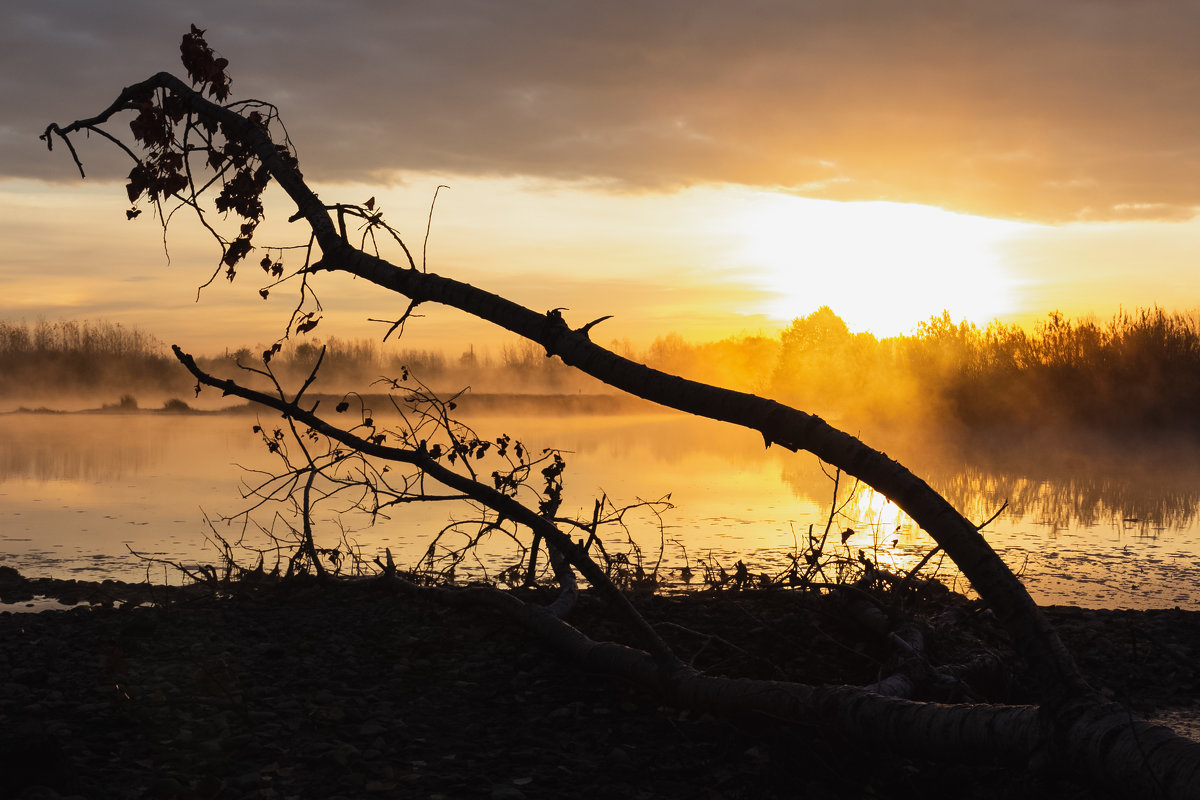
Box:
[4,410,1200,608]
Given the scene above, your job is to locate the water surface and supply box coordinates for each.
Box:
[2,410,1198,609]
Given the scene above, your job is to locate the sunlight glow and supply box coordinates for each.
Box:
[731,194,1033,336]
[849,486,908,540]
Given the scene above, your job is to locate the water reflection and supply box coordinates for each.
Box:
[9,413,1196,535]
[0,412,161,481]
[892,428,1200,536]
[2,410,1199,608]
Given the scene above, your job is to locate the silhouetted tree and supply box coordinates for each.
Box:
[42,27,1200,798]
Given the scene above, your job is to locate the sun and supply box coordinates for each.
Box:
[730,193,1032,336]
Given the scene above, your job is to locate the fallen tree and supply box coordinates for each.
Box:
[42,27,1200,797]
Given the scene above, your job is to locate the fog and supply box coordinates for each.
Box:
[5,404,1200,607]
[7,307,1200,432]
[6,309,1200,608]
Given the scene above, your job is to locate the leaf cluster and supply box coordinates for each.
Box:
[119,26,302,284]
[180,24,231,101]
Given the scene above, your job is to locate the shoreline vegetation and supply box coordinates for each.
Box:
[4,306,1200,433]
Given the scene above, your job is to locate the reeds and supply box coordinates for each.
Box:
[0,319,180,397]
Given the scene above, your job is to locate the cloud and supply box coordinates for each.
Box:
[8,1,1200,221]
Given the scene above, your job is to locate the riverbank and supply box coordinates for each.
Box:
[2,569,1199,799]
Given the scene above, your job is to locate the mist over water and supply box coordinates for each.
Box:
[6,308,1200,607]
[3,408,1199,609]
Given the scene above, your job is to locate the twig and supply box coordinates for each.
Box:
[423,184,449,273]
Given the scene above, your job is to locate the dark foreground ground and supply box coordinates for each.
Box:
[2,569,1199,800]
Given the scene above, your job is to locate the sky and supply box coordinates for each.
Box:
[3,0,1200,356]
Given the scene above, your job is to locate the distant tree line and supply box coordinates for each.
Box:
[213,336,608,394]
[0,319,604,400]
[643,306,1200,433]
[0,319,181,397]
[5,309,1200,431]
[909,307,1200,431]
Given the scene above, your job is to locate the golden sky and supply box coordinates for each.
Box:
[3,2,1200,354]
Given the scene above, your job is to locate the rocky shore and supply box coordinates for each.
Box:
[2,568,1199,799]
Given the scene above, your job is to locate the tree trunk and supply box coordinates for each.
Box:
[175,346,1200,799]
[386,571,1200,799]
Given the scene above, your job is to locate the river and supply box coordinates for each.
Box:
[2,408,1198,609]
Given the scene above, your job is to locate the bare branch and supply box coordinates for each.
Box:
[173,345,679,666]
[423,184,449,273]
[578,315,614,338]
